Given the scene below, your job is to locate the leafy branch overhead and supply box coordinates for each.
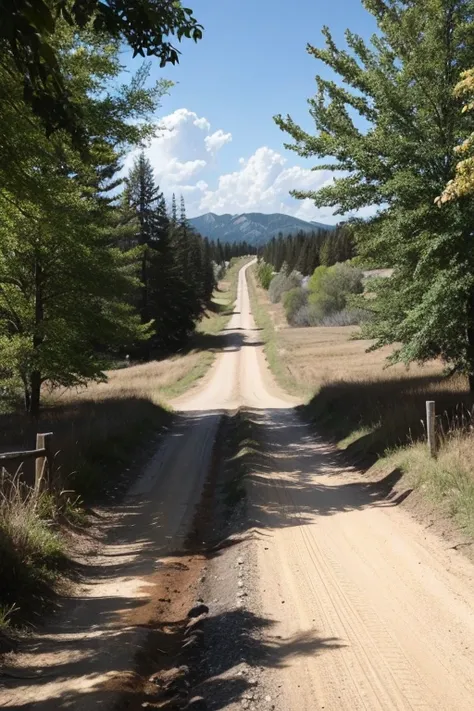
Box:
[0,0,203,140]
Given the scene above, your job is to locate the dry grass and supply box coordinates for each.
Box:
[249,264,472,453]
[61,351,210,405]
[379,431,474,538]
[0,472,66,626]
[279,326,442,396]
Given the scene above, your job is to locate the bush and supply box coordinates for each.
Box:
[292,304,370,328]
[319,307,372,327]
[291,304,319,327]
[283,287,308,325]
[256,261,273,290]
[308,265,329,294]
[268,270,302,304]
[308,263,363,317]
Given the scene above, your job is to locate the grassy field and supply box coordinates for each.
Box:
[0,258,248,630]
[249,264,474,540]
[1,258,248,488]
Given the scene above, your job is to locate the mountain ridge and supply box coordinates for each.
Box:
[189,211,336,246]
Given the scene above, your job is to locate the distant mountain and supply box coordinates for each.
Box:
[189,212,335,246]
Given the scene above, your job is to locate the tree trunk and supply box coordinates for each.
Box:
[467,289,474,392]
[29,371,41,419]
[28,254,44,417]
[22,374,31,413]
[141,246,148,324]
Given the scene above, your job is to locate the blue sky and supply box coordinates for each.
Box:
[123,1,377,222]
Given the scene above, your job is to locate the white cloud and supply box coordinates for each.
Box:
[124,108,217,196]
[194,116,211,131]
[166,158,206,182]
[204,129,232,154]
[128,107,347,223]
[198,146,334,221]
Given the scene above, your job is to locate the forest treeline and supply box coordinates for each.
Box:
[260,226,354,276]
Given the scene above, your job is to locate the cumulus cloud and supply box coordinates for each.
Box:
[124,108,221,196]
[198,146,334,220]
[130,107,343,222]
[204,129,232,154]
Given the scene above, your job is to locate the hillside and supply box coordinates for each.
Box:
[189,212,335,245]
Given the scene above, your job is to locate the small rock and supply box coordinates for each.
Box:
[238,557,244,565]
[187,603,209,618]
[200,576,206,583]
[265,696,272,702]
[238,580,244,587]
[149,665,188,687]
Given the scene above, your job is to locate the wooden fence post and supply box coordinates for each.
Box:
[426,401,436,458]
[35,432,53,494]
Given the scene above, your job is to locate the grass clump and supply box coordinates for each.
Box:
[0,475,66,626]
[380,431,474,538]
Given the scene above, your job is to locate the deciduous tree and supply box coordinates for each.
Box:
[275,0,474,386]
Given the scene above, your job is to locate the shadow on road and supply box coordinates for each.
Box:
[0,312,406,710]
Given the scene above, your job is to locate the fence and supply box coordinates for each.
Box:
[0,432,54,494]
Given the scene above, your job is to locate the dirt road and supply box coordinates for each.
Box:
[3,262,474,710]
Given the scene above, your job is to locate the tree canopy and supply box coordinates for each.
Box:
[0,0,202,141]
[439,68,474,203]
[275,0,474,386]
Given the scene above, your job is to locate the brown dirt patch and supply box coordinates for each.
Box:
[112,555,205,710]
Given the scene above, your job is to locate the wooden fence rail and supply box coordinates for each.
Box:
[0,432,53,493]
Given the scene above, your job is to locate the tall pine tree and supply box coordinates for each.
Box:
[125,152,161,328]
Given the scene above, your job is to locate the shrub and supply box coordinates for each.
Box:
[319,308,372,327]
[308,263,363,316]
[308,265,329,294]
[256,261,273,290]
[292,304,370,328]
[283,287,308,325]
[268,270,302,304]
